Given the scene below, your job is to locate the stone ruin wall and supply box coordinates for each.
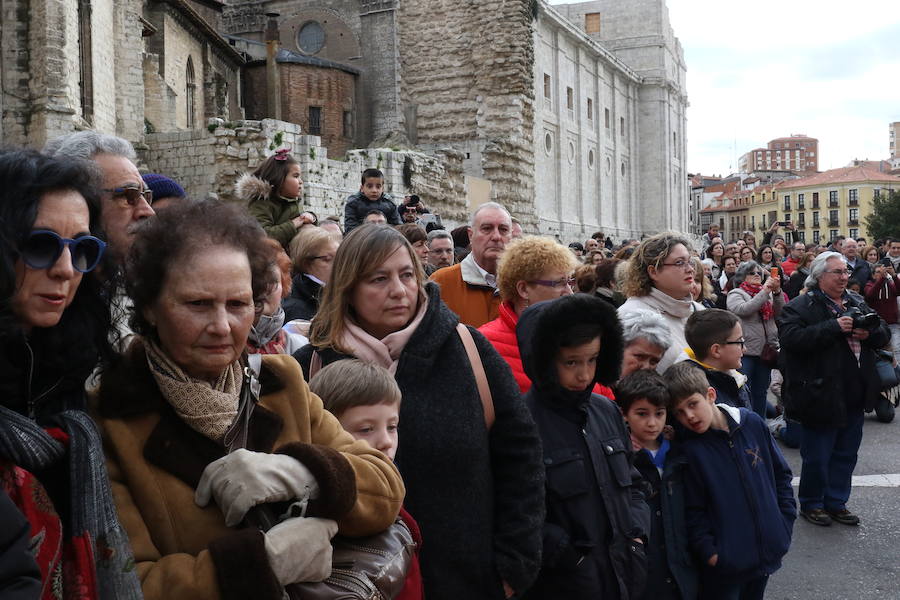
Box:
[399,0,537,225]
[139,118,469,227]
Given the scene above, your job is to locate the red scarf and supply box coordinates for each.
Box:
[740,281,774,320]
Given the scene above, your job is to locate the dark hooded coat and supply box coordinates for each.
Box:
[517,295,650,600]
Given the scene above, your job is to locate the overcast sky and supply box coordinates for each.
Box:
[546,0,900,176]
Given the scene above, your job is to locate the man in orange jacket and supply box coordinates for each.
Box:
[430,202,511,328]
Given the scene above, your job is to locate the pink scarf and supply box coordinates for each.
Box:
[340,291,429,374]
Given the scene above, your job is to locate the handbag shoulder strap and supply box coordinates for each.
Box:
[456,323,495,430]
[308,349,323,381]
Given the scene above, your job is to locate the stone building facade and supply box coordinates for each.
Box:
[0,0,243,149]
[223,0,687,238]
[3,0,688,240]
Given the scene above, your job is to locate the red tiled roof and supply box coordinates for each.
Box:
[778,165,900,189]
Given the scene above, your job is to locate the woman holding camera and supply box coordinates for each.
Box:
[778,252,890,527]
[727,261,785,417]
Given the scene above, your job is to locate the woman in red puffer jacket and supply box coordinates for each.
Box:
[480,237,616,398]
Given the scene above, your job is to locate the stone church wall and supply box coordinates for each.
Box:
[141,118,468,226]
[398,0,537,223]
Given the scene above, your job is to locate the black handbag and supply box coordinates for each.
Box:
[874,349,900,390]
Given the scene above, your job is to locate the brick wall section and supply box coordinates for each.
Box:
[399,0,536,222]
[245,63,356,157]
[140,118,469,227]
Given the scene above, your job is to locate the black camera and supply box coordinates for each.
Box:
[842,307,881,331]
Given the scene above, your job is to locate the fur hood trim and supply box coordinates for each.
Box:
[517,294,624,389]
[235,173,272,203]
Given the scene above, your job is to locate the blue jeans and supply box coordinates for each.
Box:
[798,409,865,512]
[740,355,771,418]
[700,575,768,600]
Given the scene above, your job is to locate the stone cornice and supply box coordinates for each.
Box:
[538,1,642,85]
[152,0,245,65]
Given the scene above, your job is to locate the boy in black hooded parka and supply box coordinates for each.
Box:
[518,294,650,600]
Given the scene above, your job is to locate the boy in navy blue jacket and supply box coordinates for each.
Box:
[664,361,795,600]
[616,370,698,600]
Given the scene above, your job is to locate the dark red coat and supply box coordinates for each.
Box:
[864,275,899,324]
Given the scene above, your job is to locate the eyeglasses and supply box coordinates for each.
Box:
[825,269,852,276]
[723,338,746,347]
[21,230,107,273]
[660,258,694,271]
[102,185,153,207]
[746,271,763,278]
[312,254,334,263]
[530,277,576,289]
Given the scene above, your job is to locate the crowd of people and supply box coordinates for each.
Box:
[0,134,895,600]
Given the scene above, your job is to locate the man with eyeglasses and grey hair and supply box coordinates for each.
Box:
[46,131,155,352]
[778,251,890,528]
[45,131,155,263]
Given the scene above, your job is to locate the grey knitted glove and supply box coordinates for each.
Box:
[265,517,338,585]
[195,448,320,526]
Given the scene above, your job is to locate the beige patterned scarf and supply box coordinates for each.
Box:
[144,339,242,442]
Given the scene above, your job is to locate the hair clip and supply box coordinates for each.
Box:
[273,148,292,161]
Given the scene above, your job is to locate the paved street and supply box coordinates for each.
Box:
[767,410,900,599]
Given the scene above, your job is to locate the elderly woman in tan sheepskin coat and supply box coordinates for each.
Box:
[237,150,315,249]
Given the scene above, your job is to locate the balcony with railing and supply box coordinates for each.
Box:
[828,218,840,226]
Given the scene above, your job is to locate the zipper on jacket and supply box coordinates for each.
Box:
[23,339,63,419]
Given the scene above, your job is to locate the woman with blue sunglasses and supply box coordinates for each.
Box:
[0,149,140,599]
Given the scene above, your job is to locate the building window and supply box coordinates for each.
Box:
[849,228,859,239]
[783,195,791,211]
[828,209,839,226]
[186,56,196,129]
[848,189,859,205]
[298,21,326,55]
[813,230,820,244]
[543,74,551,100]
[588,149,595,168]
[784,213,791,224]
[812,192,819,208]
[830,230,838,241]
[849,208,859,224]
[828,190,838,207]
[587,98,593,120]
[585,12,600,34]
[605,108,610,129]
[812,211,819,227]
[566,87,574,110]
[751,215,755,228]
[343,110,353,139]
[673,131,678,158]
[544,132,553,155]
[308,106,322,135]
[798,193,805,210]
[798,231,806,243]
[620,116,625,136]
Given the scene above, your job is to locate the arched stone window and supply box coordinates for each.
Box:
[186,56,196,129]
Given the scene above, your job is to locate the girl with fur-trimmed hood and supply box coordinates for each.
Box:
[236,150,315,249]
[517,294,650,600]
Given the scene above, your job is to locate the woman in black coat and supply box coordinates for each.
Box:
[517,294,650,600]
[293,224,544,600]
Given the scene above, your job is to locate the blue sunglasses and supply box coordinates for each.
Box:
[21,229,107,273]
